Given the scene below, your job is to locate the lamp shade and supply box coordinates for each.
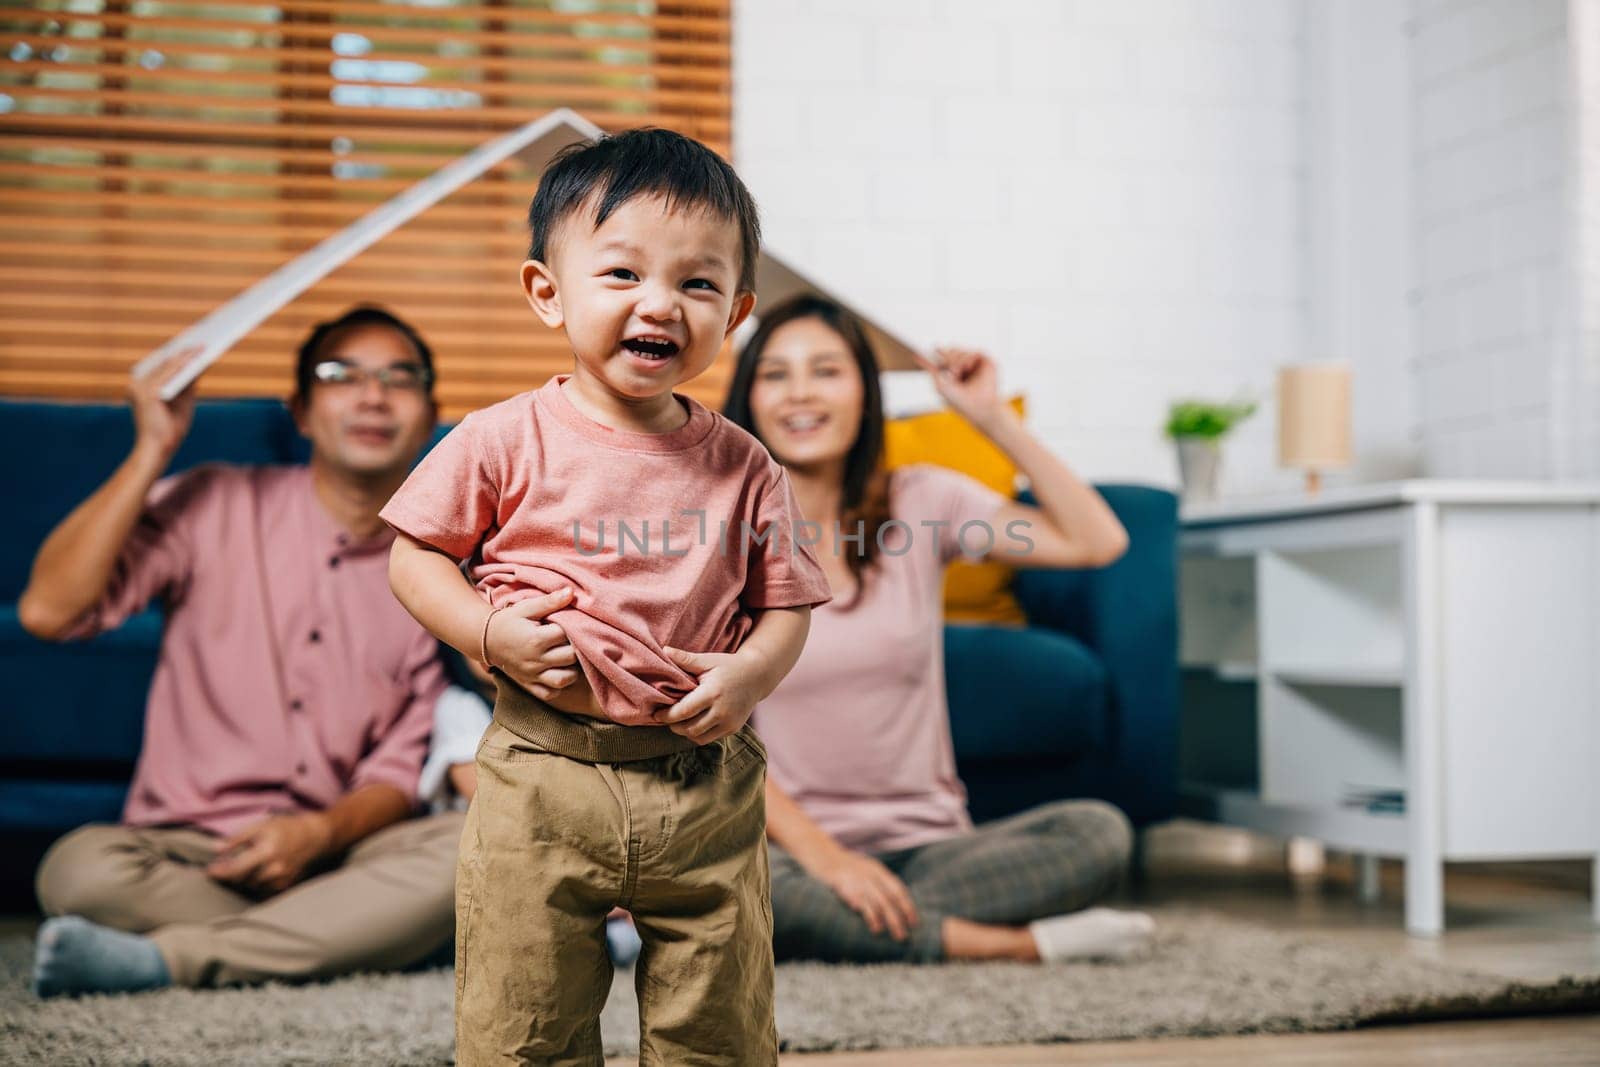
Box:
[1277,363,1352,470]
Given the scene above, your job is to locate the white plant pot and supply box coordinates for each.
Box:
[1175,437,1222,501]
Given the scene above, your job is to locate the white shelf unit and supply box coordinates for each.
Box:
[1179,482,1600,935]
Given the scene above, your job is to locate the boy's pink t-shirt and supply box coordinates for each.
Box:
[381,375,831,724]
[751,464,1008,854]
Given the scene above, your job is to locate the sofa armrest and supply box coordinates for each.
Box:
[1010,483,1179,824]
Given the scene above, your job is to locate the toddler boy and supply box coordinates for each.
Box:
[384,128,829,1065]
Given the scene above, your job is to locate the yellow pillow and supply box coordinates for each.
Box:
[883,396,1027,625]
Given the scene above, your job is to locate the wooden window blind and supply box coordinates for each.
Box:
[0,0,732,419]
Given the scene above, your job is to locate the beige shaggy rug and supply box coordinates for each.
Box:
[2,909,1596,1064]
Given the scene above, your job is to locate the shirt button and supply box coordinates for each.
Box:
[289,699,303,712]
[329,556,341,569]
[296,762,308,775]
[309,629,321,644]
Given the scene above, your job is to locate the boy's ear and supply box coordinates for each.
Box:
[724,289,756,338]
[521,259,563,329]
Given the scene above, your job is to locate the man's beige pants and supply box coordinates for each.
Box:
[457,720,777,1067]
[35,811,464,987]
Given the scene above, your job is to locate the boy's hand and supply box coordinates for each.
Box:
[485,588,582,701]
[658,645,773,744]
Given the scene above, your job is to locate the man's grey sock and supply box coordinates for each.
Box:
[33,915,172,998]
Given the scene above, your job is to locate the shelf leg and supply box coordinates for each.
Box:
[1356,853,1380,903]
[1405,852,1443,936]
[1403,501,1444,938]
[1593,855,1600,926]
[1286,837,1325,877]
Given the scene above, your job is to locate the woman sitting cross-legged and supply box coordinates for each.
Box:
[718,295,1154,964]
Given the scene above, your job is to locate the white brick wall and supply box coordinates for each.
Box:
[1556,0,1600,477]
[1408,0,1580,478]
[734,0,1308,493]
[1301,1,1418,482]
[733,0,1593,489]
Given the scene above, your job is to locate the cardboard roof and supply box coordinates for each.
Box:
[137,107,920,400]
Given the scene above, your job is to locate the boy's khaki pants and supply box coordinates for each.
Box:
[35,812,463,986]
[457,719,777,1067]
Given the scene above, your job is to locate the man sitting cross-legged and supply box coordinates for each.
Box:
[18,306,515,996]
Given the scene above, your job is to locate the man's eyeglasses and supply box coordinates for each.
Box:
[311,360,433,392]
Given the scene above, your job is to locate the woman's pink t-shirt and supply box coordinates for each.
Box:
[751,464,1008,854]
[381,375,831,724]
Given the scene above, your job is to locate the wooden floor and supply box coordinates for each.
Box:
[774,1015,1600,1066]
[1133,822,1600,985]
[613,821,1600,1066]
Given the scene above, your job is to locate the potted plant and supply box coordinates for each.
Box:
[1164,398,1256,501]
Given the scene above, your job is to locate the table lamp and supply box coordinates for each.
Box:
[1277,363,1351,494]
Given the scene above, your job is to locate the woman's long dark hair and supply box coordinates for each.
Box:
[724,294,893,597]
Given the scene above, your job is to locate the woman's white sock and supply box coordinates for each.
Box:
[1027,907,1155,962]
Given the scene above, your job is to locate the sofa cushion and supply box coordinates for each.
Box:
[0,779,128,833]
[0,398,303,600]
[943,624,1107,763]
[0,605,154,763]
[884,397,1028,625]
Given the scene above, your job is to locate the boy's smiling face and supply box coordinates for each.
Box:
[521,194,755,430]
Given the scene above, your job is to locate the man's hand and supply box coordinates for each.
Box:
[206,813,336,895]
[484,587,582,701]
[16,343,207,642]
[130,346,201,469]
[656,645,774,744]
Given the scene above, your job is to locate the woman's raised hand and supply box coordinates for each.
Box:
[812,847,921,942]
[913,346,1006,431]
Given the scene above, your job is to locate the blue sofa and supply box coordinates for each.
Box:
[0,396,1178,901]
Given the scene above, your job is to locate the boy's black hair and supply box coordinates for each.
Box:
[293,305,436,401]
[527,127,761,292]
